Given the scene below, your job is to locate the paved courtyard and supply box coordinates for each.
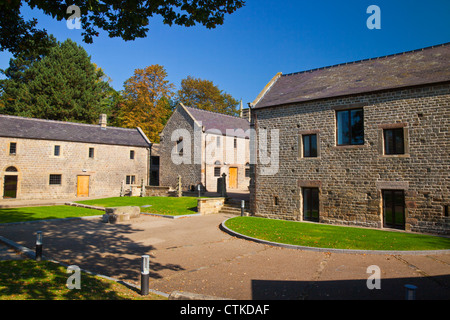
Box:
[0,213,449,300]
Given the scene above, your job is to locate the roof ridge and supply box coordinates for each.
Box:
[184,105,249,122]
[283,42,450,77]
[0,114,137,131]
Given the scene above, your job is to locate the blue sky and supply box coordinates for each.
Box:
[1,0,449,106]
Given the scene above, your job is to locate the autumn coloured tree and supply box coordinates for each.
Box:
[118,65,175,143]
[176,76,239,116]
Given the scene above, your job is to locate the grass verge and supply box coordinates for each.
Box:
[224,216,450,251]
[0,206,102,224]
[76,197,198,216]
[0,260,165,300]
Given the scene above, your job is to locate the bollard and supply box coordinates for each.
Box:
[141,255,150,296]
[241,200,245,217]
[405,284,417,300]
[35,231,43,261]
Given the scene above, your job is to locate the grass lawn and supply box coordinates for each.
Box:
[0,206,102,224]
[76,196,199,216]
[0,260,164,300]
[225,216,450,251]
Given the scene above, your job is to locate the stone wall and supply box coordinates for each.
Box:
[145,186,171,197]
[0,138,149,200]
[197,197,225,215]
[159,106,202,191]
[251,83,450,235]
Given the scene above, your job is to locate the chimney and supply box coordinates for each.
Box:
[239,100,244,118]
[99,114,107,128]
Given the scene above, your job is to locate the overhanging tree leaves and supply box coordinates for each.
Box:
[1,0,246,56]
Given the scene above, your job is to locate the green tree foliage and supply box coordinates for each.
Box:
[1,0,245,56]
[176,76,239,116]
[0,38,115,124]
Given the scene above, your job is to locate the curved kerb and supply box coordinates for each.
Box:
[219,219,450,256]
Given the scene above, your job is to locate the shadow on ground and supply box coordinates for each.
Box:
[0,218,184,284]
[251,275,450,300]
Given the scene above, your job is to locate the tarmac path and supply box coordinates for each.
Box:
[0,213,449,300]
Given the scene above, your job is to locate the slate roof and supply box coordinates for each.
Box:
[253,43,450,109]
[0,115,151,147]
[183,105,250,138]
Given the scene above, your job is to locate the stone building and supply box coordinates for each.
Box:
[0,114,151,200]
[249,43,450,235]
[159,103,250,193]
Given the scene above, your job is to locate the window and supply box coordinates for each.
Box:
[274,196,279,206]
[130,150,135,159]
[444,205,449,217]
[302,134,318,157]
[126,175,136,185]
[89,147,95,158]
[176,138,183,155]
[49,174,62,185]
[216,136,221,148]
[9,142,16,155]
[151,156,160,166]
[234,137,237,149]
[303,188,319,222]
[382,190,405,229]
[336,108,364,145]
[214,167,221,177]
[54,145,60,156]
[384,128,404,155]
[5,166,18,172]
[245,163,250,178]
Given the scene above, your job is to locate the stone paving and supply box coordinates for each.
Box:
[0,213,449,300]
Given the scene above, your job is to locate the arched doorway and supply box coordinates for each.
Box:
[3,166,18,199]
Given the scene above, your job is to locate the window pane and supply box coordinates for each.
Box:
[384,130,395,154]
[394,129,404,154]
[310,135,317,157]
[303,135,310,157]
[350,109,364,144]
[54,145,60,156]
[49,174,62,185]
[337,111,350,145]
[384,128,404,155]
[9,143,16,154]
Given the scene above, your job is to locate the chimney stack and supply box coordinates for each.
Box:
[99,114,107,128]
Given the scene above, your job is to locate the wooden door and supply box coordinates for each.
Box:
[77,176,90,197]
[3,175,18,198]
[229,167,238,189]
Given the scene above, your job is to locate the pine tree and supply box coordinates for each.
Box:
[0,38,114,124]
